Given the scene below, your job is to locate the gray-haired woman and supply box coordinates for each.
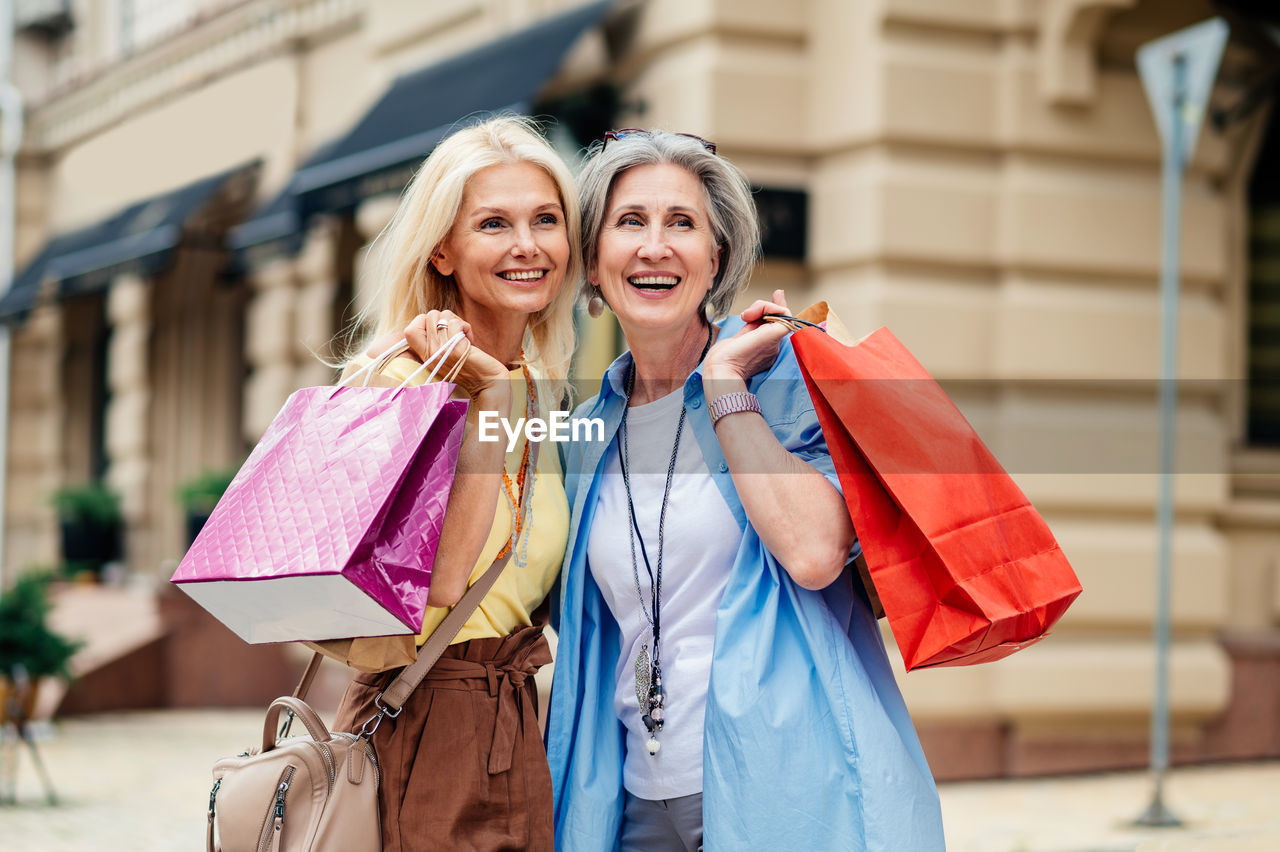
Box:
[544,128,945,850]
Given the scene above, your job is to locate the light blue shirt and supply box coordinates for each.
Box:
[546,317,946,850]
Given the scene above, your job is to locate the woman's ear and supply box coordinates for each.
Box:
[432,247,454,277]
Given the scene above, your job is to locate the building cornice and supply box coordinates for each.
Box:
[25,0,365,154]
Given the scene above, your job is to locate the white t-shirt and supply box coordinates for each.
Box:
[586,388,743,800]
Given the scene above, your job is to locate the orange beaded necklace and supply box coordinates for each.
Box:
[496,361,536,564]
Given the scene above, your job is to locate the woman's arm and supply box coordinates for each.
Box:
[426,383,510,606]
[355,311,513,608]
[702,291,855,590]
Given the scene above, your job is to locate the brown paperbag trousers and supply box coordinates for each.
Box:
[332,622,554,851]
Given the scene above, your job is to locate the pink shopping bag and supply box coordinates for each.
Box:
[171,345,468,644]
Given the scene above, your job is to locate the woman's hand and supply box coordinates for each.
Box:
[702,289,791,385]
[367,310,510,400]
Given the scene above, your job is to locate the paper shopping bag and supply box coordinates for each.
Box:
[304,634,418,673]
[170,381,467,644]
[788,305,1082,670]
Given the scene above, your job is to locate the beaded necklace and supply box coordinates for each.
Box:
[498,362,537,564]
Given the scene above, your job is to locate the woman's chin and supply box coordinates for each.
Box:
[488,289,559,317]
[615,305,703,336]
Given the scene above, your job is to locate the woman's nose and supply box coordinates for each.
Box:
[637,227,671,260]
[511,225,539,257]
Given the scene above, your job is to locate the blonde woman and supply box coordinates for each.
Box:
[331,116,578,851]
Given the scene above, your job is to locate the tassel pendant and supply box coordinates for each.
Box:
[634,644,651,710]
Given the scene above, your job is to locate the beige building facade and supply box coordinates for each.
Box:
[3,0,1278,779]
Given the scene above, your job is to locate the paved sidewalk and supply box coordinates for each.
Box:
[1,709,1278,850]
[940,762,1280,851]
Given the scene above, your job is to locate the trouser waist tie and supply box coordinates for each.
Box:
[422,632,550,775]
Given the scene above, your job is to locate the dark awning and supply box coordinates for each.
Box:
[226,140,340,270]
[230,1,609,269]
[0,162,258,324]
[287,0,607,221]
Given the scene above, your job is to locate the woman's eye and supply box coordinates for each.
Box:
[536,213,560,226]
[671,216,693,229]
[480,218,504,230]
[618,214,643,227]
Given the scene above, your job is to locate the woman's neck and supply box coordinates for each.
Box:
[625,318,712,406]
[456,302,528,368]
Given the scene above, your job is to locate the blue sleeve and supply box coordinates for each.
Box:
[752,338,842,494]
[752,339,860,562]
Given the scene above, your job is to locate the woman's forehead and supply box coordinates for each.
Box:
[607,163,706,210]
[460,161,562,209]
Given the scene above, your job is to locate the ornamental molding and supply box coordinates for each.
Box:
[25,0,364,153]
[1039,0,1137,106]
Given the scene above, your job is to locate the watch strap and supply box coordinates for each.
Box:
[708,391,762,425]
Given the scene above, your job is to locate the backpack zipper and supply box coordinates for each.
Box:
[314,740,335,790]
[208,777,221,824]
[257,766,294,852]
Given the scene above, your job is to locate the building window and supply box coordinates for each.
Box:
[1248,109,1280,446]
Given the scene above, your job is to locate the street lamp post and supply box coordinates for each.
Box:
[1135,17,1229,828]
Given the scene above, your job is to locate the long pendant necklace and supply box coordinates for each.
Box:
[617,324,712,757]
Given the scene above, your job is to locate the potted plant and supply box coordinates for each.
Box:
[0,571,83,724]
[177,468,239,546]
[51,482,122,579]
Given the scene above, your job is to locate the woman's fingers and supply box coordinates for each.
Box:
[740,289,790,324]
[399,311,508,397]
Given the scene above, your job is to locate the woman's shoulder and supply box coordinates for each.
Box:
[570,392,605,420]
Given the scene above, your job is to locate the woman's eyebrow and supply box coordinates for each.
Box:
[472,202,565,216]
[606,203,699,216]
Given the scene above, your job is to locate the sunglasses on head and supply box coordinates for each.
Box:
[601,128,717,154]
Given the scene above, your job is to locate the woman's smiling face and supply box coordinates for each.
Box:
[434,160,569,325]
[593,163,720,335]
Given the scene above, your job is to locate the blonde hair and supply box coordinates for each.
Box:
[354,115,580,402]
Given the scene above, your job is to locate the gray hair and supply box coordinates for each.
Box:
[577,131,760,321]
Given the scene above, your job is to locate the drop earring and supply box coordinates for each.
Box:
[587,286,605,318]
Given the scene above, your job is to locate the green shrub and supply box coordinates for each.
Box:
[0,571,83,681]
[51,483,122,527]
[176,468,239,514]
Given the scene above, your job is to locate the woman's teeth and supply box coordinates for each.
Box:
[628,275,678,290]
[500,270,544,281]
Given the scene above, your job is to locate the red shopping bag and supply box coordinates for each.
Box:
[786,306,1081,670]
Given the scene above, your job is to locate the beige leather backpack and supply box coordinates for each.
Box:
[204,439,539,851]
[207,695,379,852]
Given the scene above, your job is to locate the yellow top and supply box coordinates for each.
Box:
[358,354,569,644]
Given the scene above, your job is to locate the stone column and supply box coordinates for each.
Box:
[103,274,152,571]
[4,306,64,571]
[242,257,300,443]
[293,220,343,389]
[352,194,400,329]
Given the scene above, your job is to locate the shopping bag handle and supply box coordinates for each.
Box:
[760,314,825,332]
[392,332,471,393]
[330,332,469,398]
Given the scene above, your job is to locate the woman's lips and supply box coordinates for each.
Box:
[627,274,679,291]
[497,269,549,284]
